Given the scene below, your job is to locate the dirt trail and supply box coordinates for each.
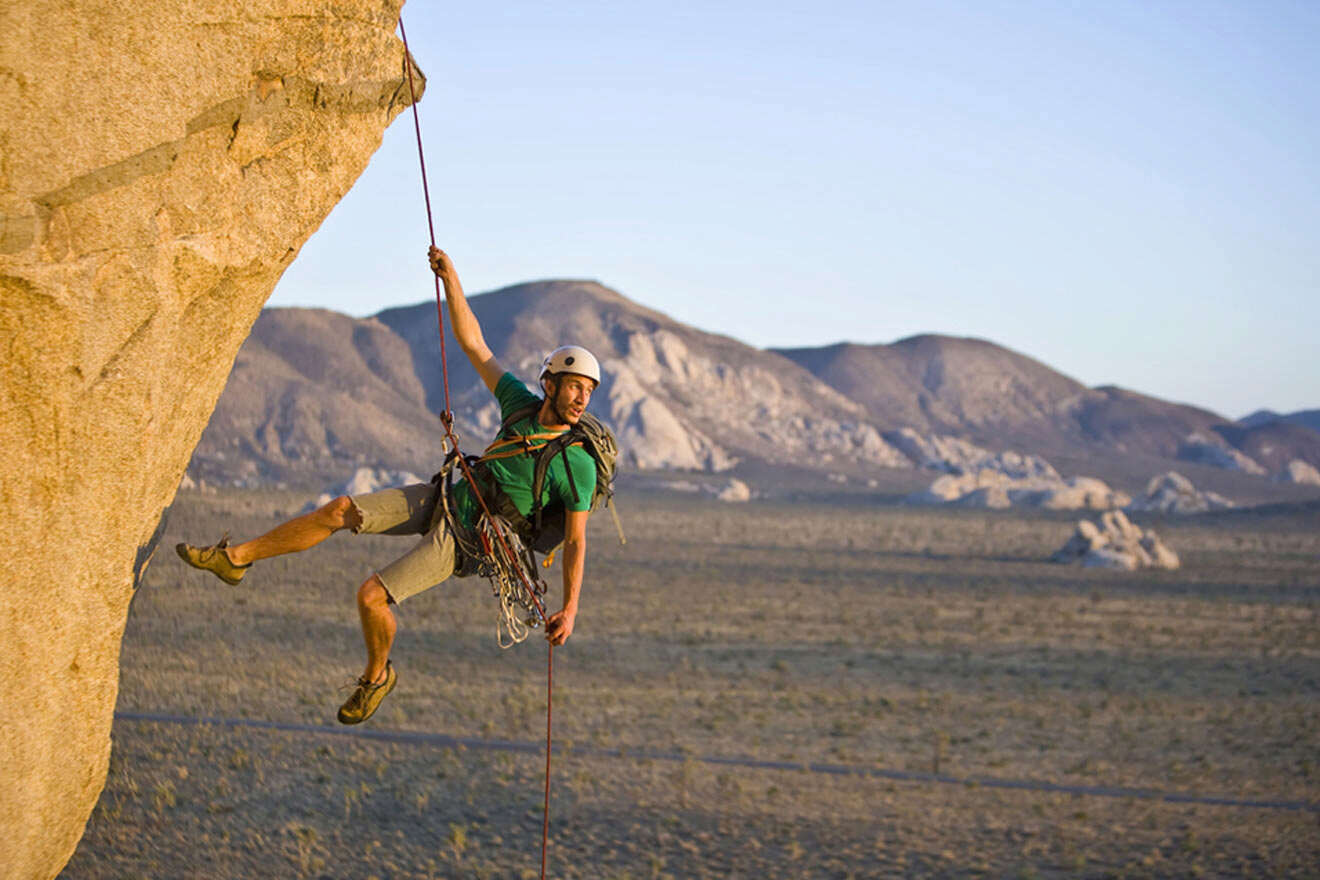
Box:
[116,710,1319,814]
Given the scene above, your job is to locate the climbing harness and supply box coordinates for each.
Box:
[398,18,555,878]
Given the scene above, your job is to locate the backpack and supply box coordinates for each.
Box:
[477,401,622,555]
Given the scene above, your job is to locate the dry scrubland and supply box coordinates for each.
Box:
[64,490,1319,878]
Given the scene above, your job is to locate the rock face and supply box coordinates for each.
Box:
[1277,459,1320,487]
[902,439,1129,511]
[1177,432,1266,475]
[0,4,414,878]
[1051,510,1180,570]
[885,428,1058,477]
[1127,472,1234,514]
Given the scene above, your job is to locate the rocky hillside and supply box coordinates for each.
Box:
[1211,420,1320,471]
[192,287,1320,502]
[192,281,910,484]
[1240,409,1320,433]
[191,308,449,485]
[773,337,1089,450]
[774,338,1229,458]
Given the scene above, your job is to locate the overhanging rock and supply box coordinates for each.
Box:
[0,3,419,877]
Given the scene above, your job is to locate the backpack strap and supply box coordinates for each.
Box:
[471,397,600,546]
[528,430,584,534]
[499,401,543,435]
[561,445,580,506]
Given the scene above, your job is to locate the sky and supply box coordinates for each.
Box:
[270,0,1320,419]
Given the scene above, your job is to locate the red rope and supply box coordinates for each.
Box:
[542,642,554,877]
[398,17,452,417]
[398,18,555,879]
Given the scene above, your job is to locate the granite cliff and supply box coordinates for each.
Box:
[0,3,416,876]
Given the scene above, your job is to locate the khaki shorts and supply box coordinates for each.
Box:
[350,483,458,603]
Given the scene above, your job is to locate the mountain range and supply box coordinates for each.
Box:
[188,279,1320,499]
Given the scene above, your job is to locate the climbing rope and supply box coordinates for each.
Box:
[398,18,556,879]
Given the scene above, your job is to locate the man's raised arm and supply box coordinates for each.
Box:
[429,246,505,392]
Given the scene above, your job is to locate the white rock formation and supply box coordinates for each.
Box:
[1126,472,1234,514]
[716,478,753,502]
[905,443,1128,511]
[602,330,911,472]
[1276,459,1320,487]
[607,361,736,471]
[653,477,753,502]
[884,428,1056,477]
[1052,510,1180,570]
[342,467,424,496]
[301,467,425,511]
[1177,432,1266,475]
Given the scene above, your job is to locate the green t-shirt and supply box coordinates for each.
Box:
[453,372,598,530]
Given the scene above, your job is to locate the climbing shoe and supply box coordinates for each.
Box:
[174,533,251,585]
[337,661,396,725]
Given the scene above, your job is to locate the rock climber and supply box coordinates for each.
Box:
[176,246,599,725]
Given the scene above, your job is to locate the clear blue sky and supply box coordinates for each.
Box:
[271,0,1319,419]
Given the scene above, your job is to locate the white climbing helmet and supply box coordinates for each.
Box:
[539,345,600,386]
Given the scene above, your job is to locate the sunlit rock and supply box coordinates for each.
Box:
[1126,472,1234,514]
[1052,509,1180,570]
[0,3,414,876]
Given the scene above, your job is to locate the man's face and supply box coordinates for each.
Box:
[551,373,595,424]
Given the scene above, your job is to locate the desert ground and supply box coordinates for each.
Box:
[62,487,1319,878]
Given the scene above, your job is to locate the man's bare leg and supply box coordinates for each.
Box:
[225,495,362,566]
[336,573,399,724]
[356,574,396,684]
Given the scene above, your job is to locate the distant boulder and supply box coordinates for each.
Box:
[1126,472,1233,514]
[716,478,753,502]
[1277,459,1320,487]
[1176,432,1266,475]
[651,477,753,502]
[1052,510,1180,570]
[906,445,1128,511]
[301,467,425,512]
[1005,476,1131,511]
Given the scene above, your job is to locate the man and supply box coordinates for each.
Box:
[176,246,599,725]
